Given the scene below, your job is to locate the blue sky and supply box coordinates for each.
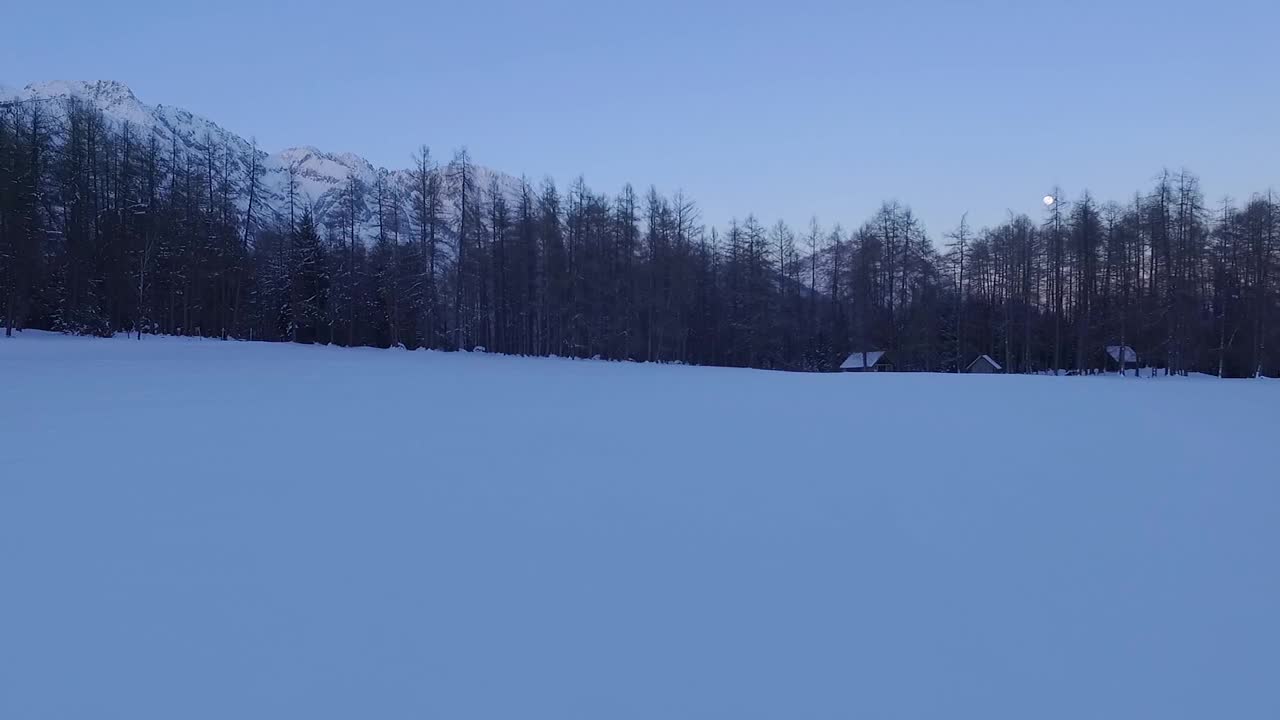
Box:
[7,0,1278,238]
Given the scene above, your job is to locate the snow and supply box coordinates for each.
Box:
[2,331,1278,719]
[840,349,885,369]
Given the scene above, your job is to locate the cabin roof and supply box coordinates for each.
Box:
[1106,345,1137,362]
[967,354,1002,371]
[840,351,886,370]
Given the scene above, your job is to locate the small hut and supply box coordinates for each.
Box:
[840,350,890,372]
[1105,345,1138,371]
[964,354,1003,374]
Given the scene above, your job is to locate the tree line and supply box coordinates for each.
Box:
[1,98,1276,377]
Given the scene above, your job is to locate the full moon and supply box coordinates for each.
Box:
[1043,195,1056,206]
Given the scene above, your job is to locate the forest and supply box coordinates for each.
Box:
[1,97,1276,377]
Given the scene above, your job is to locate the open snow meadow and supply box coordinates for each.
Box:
[2,331,1278,719]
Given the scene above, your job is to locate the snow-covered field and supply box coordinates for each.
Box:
[2,332,1278,719]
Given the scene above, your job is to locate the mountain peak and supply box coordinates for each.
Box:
[278,146,370,170]
[23,80,151,127]
[276,145,325,162]
[25,79,138,104]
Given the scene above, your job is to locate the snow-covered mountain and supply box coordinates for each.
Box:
[1,80,519,243]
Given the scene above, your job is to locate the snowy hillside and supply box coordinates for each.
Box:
[2,331,1277,719]
[1,80,518,242]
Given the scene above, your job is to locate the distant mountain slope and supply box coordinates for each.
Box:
[1,80,519,243]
